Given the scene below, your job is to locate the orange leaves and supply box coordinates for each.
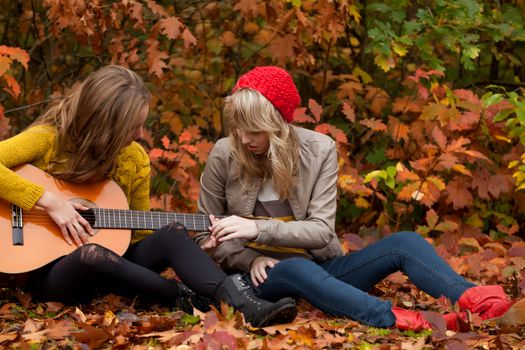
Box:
[308,99,323,122]
[145,39,169,78]
[0,46,29,72]
[359,118,387,131]
[0,46,29,100]
[445,177,474,210]
[43,0,195,79]
[149,126,213,211]
[269,34,299,65]
[342,102,355,123]
[315,124,348,144]
[160,17,183,40]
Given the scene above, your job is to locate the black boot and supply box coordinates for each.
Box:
[214,274,297,327]
[175,282,214,314]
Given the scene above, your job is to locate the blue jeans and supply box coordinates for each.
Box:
[250,231,476,327]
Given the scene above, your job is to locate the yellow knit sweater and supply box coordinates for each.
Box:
[0,124,151,239]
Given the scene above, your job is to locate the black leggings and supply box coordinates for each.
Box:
[28,224,226,304]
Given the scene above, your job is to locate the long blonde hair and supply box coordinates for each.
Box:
[225,89,299,199]
[33,65,150,183]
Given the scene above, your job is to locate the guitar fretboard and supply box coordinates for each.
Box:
[90,209,220,231]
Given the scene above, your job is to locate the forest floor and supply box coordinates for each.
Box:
[1,231,525,349]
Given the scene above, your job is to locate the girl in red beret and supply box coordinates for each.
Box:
[197,65,525,331]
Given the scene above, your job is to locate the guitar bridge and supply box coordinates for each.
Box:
[11,204,23,245]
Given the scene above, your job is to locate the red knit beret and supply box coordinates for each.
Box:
[232,66,301,123]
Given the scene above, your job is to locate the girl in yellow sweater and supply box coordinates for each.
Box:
[0,65,296,327]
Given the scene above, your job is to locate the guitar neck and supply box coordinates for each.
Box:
[89,209,216,231]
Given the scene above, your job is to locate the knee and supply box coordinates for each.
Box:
[387,231,428,251]
[156,222,190,242]
[75,243,120,267]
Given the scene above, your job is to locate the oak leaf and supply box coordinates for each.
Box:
[431,126,447,150]
[73,323,114,349]
[0,55,11,76]
[425,209,439,228]
[182,28,197,49]
[438,153,460,169]
[360,118,387,131]
[0,45,30,69]
[46,319,74,340]
[293,107,316,123]
[146,40,168,78]
[337,80,363,101]
[146,0,168,17]
[420,180,442,207]
[388,116,410,142]
[342,102,355,123]
[314,123,347,144]
[397,181,421,202]
[161,135,171,149]
[449,111,480,131]
[395,163,420,182]
[374,54,395,72]
[308,99,322,122]
[445,137,470,153]
[409,157,434,173]
[445,177,473,209]
[160,17,182,39]
[392,95,424,113]
[269,34,297,65]
[365,86,389,116]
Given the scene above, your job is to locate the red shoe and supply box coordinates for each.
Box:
[458,285,525,326]
[391,307,432,331]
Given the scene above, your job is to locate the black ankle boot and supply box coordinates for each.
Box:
[214,274,297,327]
[176,282,214,314]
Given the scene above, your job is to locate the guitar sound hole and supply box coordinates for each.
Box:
[70,198,98,232]
[79,208,96,228]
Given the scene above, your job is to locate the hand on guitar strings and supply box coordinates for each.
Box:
[208,214,259,243]
[37,191,94,246]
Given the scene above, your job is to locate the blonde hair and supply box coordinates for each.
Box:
[33,65,150,183]
[225,89,299,199]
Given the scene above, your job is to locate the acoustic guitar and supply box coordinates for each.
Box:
[0,164,215,274]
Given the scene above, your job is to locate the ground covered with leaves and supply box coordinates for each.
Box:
[1,232,525,350]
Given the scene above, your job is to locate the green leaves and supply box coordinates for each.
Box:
[366,0,525,73]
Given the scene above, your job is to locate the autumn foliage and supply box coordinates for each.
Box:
[2,0,525,347]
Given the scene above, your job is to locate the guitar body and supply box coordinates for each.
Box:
[0,164,131,274]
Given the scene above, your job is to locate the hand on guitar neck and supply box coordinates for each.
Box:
[36,190,94,246]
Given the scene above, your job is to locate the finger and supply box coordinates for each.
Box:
[255,266,266,285]
[213,225,234,240]
[267,260,275,268]
[259,264,268,281]
[78,217,94,235]
[67,224,83,247]
[201,237,217,249]
[71,202,90,210]
[208,215,215,230]
[79,231,91,244]
[59,226,73,245]
[250,271,259,287]
[217,230,243,242]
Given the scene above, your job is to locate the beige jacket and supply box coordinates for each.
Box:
[196,125,343,272]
